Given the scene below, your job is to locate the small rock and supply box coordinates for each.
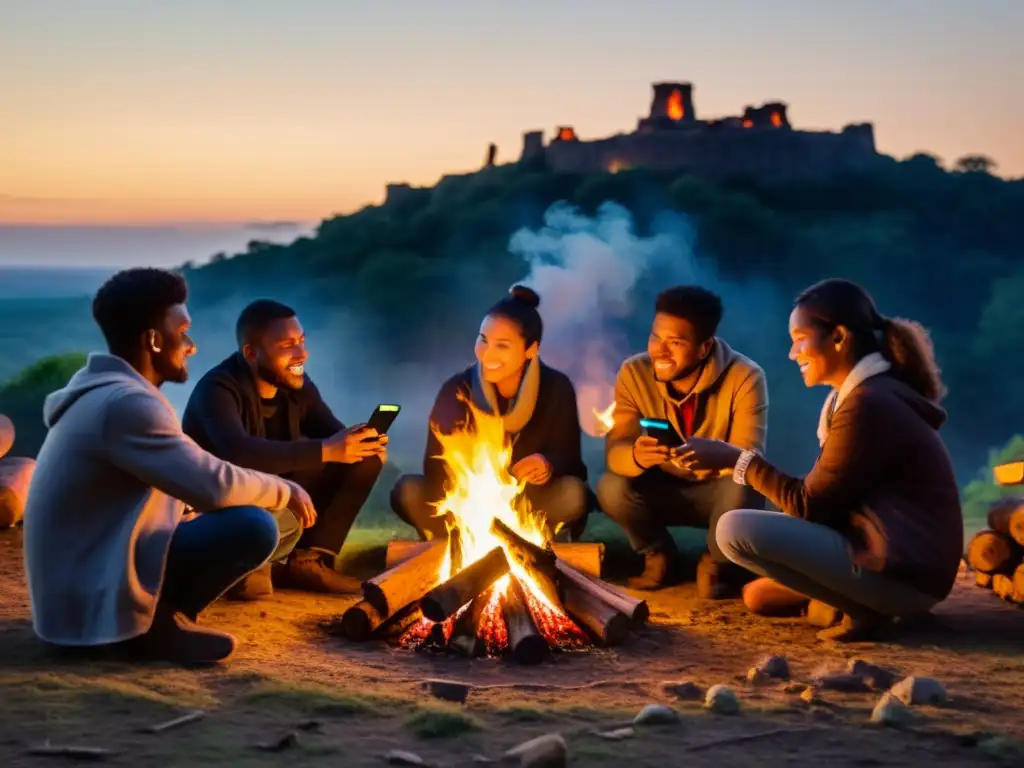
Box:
[746,668,772,686]
[812,674,872,693]
[870,693,913,727]
[255,732,299,752]
[704,684,741,715]
[386,750,428,765]
[661,680,705,700]
[783,683,808,695]
[596,727,634,740]
[889,676,947,706]
[259,610,268,618]
[847,659,900,690]
[633,704,680,726]
[800,687,824,706]
[419,678,472,704]
[756,655,790,680]
[503,733,568,767]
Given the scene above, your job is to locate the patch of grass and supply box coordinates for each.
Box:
[239,682,403,718]
[496,705,549,723]
[0,671,213,715]
[405,705,482,739]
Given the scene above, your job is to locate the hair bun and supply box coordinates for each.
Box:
[508,284,540,309]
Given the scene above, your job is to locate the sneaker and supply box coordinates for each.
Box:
[129,604,237,665]
[272,549,362,594]
[224,564,273,601]
[627,541,681,590]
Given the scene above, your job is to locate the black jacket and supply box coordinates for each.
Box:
[182,353,343,476]
[423,363,587,498]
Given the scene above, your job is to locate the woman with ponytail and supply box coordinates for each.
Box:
[677,278,962,641]
[390,285,590,541]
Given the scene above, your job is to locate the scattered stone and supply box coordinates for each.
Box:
[704,684,741,715]
[385,750,428,765]
[889,676,947,706]
[756,655,790,680]
[596,727,635,740]
[633,704,680,726]
[847,659,900,690]
[811,674,872,693]
[661,680,705,700]
[870,693,913,727]
[419,678,472,704]
[259,610,268,619]
[746,668,772,686]
[502,733,567,767]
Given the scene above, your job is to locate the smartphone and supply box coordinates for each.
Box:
[639,417,681,448]
[364,404,401,439]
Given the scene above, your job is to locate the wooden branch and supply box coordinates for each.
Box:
[550,542,604,578]
[25,743,114,760]
[503,577,548,665]
[339,600,385,641]
[145,709,205,734]
[362,538,447,617]
[376,602,425,640]
[555,560,649,626]
[561,576,630,645]
[488,518,561,606]
[447,592,489,656]
[384,540,433,569]
[421,546,509,622]
[987,497,1024,547]
[966,529,1021,575]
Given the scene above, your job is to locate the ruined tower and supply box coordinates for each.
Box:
[638,82,696,130]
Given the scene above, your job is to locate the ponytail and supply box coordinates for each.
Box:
[880,317,946,403]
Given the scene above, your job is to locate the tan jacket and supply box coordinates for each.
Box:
[605,338,768,480]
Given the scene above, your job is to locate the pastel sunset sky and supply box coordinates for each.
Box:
[2,0,1020,226]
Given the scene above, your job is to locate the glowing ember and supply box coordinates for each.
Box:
[666,89,685,121]
[742,119,753,128]
[557,127,577,141]
[401,399,586,653]
[591,402,616,437]
[770,111,782,127]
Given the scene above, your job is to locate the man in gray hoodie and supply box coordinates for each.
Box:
[23,268,316,665]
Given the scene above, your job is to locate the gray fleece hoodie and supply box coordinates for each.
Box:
[23,354,293,646]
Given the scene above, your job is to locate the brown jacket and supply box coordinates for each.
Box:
[606,338,768,481]
[746,374,963,600]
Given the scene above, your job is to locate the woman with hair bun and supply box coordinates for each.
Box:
[391,285,591,541]
[677,278,963,641]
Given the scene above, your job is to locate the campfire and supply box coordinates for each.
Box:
[666,89,685,121]
[338,402,647,663]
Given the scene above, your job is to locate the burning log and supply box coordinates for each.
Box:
[986,497,1024,548]
[976,571,994,589]
[384,540,434,569]
[560,577,630,646]
[447,593,490,656]
[338,600,385,641]
[993,573,1015,601]
[362,538,448,617]
[555,560,649,626]
[421,547,509,622]
[503,577,548,665]
[378,603,426,640]
[550,542,604,578]
[966,530,1021,575]
[490,517,561,607]
[1014,564,1024,602]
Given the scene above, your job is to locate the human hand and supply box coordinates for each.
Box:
[284,480,317,529]
[510,453,552,485]
[632,435,672,470]
[673,437,743,472]
[323,423,383,464]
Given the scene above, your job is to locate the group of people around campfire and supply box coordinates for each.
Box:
[10,266,963,665]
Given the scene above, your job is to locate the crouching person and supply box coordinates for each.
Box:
[679,279,963,641]
[23,269,316,665]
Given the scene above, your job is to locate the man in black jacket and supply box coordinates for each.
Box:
[183,300,386,598]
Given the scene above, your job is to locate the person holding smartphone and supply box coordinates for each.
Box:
[596,285,768,595]
[183,299,388,598]
[390,285,591,542]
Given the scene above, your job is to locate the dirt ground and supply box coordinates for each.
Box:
[1,527,1022,767]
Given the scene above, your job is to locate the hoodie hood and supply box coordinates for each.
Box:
[43,353,161,428]
[891,377,947,430]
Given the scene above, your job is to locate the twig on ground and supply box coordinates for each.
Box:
[25,742,114,760]
[143,709,205,734]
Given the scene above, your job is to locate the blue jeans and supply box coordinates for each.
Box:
[161,506,279,618]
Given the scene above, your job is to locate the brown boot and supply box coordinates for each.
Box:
[696,554,747,600]
[224,564,273,601]
[128,604,237,665]
[627,542,680,590]
[272,549,362,594]
[805,599,843,628]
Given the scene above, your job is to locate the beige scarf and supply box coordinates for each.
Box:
[816,352,891,446]
[470,356,541,435]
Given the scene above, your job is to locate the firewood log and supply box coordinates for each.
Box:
[993,573,1015,601]
[560,577,630,645]
[503,577,548,665]
[986,497,1024,548]
[993,461,1024,486]
[554,560,649,626]
[490,518,557,576]
[447,593,490,656]
[976,571,994,589]
[550,542,604,578]
[376,603,426,640]
[362,538,448,617]
[421,547,509,622]
[966,529,1021,575]
[1014,564,1024,604]
[384,540,433,569]
[339,600,385,641]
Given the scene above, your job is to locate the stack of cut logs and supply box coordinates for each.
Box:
[333,518,649,664]
[966,496,1024,604]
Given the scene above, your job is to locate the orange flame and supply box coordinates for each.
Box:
[591,401,616,437]
[666,89,684,121]
[742,119,753,128]
[770,112,782,127]
[557,127,577,141]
